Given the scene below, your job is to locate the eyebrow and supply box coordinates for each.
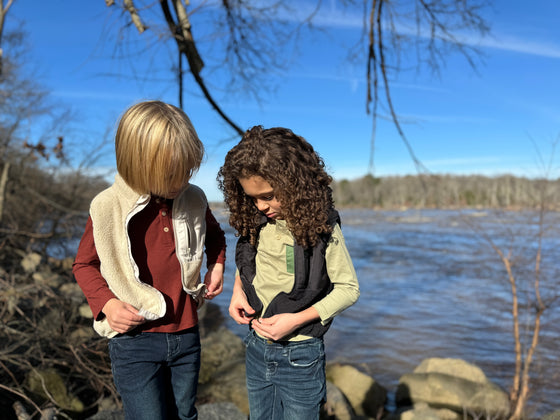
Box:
[245,190,274,199]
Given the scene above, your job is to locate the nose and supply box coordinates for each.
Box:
[255,199,269,212]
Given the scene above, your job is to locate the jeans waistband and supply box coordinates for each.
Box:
[121,324,199,338]
[248,328,322,347]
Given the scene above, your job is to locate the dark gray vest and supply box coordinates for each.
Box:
[235,210,340,338]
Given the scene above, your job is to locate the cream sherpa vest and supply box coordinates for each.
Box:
[90,174,207,338]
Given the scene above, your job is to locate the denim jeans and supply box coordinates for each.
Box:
[244,329,326,420]
[108,326,200,420]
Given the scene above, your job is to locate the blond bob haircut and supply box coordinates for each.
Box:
[115,101,204,196]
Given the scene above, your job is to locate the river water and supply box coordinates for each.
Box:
[211,208,560,417]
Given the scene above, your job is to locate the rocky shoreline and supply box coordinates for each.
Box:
[2,252,559,420]
[89,320,559,420]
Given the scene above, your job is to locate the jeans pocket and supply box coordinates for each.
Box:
[288,341,324,368]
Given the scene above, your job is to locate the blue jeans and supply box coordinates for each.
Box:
[108,326,200,420]
[244,329,326,420]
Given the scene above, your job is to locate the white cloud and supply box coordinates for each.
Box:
[470,34,560,59]
[296,3,560,60]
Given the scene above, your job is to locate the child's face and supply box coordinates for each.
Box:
[239,176,282,220]
[156,179,189,199]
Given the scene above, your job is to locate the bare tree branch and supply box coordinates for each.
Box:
[0,0,15,76]
[123,0,146,33]
[365,0,490,173]
[0,385,44,418]
[158,0,243,134]
[171,0,203,72]
[0,161,9,222]
[375,0,429,174]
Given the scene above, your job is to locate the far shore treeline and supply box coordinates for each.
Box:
[207,173,560,210]
[327,173,559,210]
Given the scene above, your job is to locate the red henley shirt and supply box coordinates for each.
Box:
[73,196,226,333]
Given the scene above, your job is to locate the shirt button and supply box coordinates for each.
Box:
[163,227,169,233]
[162,211,167,216]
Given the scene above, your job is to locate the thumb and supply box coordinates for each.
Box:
[123,302,144,318]
[243,302,256,317]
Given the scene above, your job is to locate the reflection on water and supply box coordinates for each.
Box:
[211,208,560,416]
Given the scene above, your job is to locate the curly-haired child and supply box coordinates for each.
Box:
[217,126,359,420]
[73,100,226,420]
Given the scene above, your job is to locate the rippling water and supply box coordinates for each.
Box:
[211,208,560,416]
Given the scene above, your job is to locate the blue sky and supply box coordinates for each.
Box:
[8,0,560,201]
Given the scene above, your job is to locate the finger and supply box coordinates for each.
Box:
[126,314,145,323]
[210,281,224,295]
[233,311,252,325]
[256,317,273,326]
[252,323,272,338]
[243,307,256,317]
[252,319,268,331]
[129,309,146,322]
[229,309,243,323]
[122,303,145,320]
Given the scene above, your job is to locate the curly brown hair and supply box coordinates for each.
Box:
[217,126,334,248]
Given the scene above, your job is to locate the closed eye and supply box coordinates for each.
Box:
[250,195,274,202]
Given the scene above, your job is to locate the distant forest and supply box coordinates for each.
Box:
[331,174,560,209]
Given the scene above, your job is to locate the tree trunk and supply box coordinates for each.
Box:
[0,161,10,223]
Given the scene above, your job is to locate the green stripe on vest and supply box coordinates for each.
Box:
[286,244,294,274]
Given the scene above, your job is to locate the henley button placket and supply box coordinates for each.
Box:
[159,202,171,234]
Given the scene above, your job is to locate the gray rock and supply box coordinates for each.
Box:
[543,410,560,420]
[26,368,84,412]
[198,360,249,415]
[87,402,249,419]
[396,371,509,417]
[38,308,65,334]
[198,301,227,337]
[385,402,461,420]
[32,271,65,288]
[199,326,245,384]
[79,303,94,318]
[47,256,75,271]
[413,358,488,384]
[21,252,42,273]
[198,402,247,420]
[69,326,95,343]
[326,363,386,418]
[86,402,249,420]
[86,410,124,420]
[321,381,355,420]
[59,282,85,302]
[197,319,248,414]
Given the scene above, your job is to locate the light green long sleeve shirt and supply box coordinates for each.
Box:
[238,219,360,340]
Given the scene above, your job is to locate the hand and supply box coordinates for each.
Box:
[204,263,224,300]
[229,277,255,325]
[252,307,320,341]
[251,313,300,341]
[102,298,146,334]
